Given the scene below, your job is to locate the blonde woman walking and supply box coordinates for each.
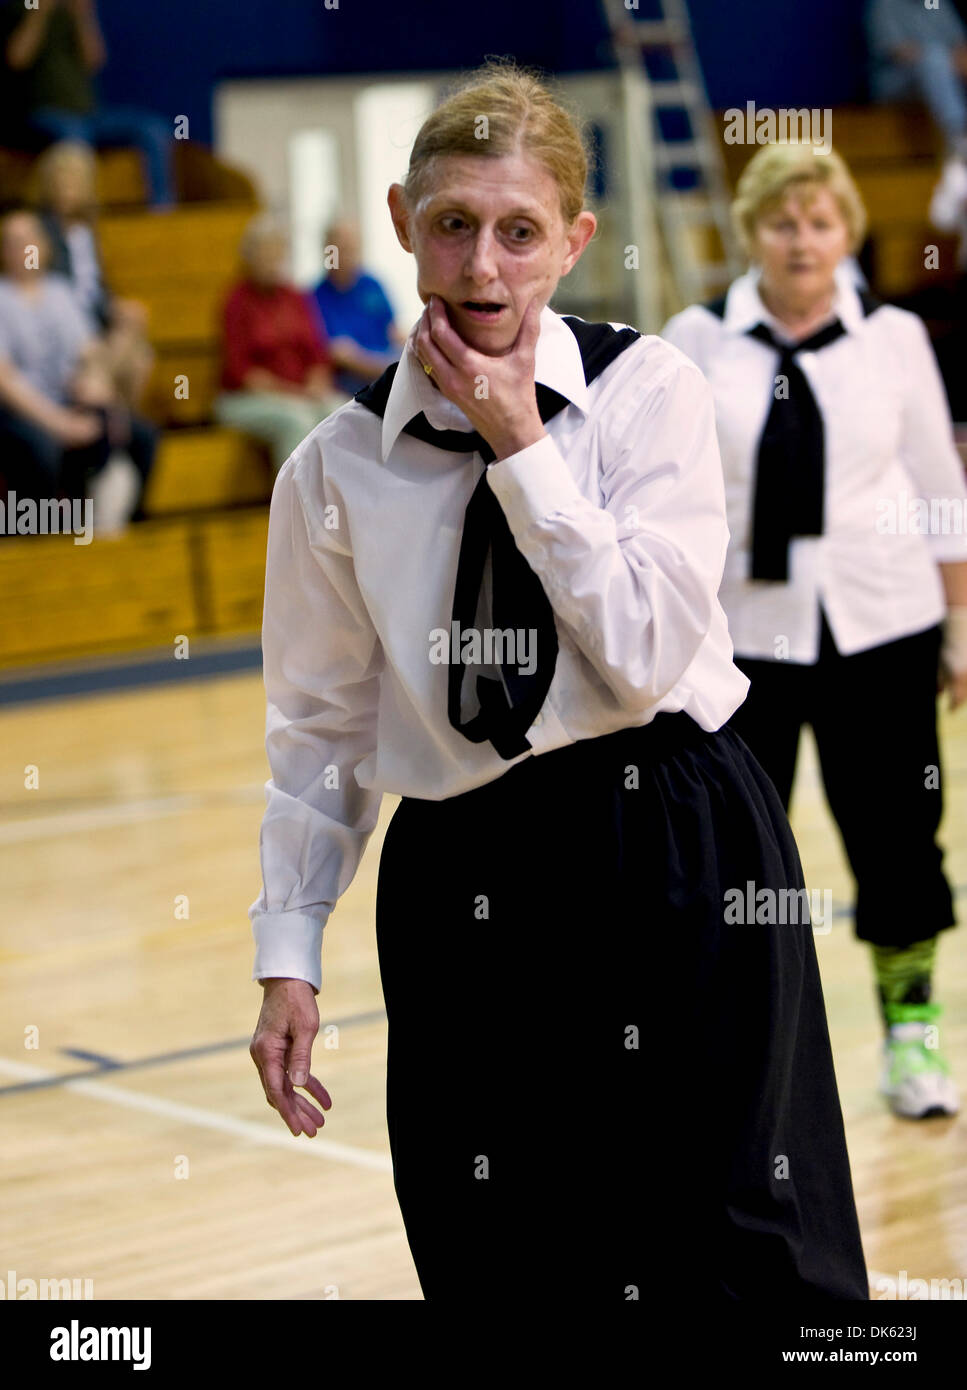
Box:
[663,142,967,1120]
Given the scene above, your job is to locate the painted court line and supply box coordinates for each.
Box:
[0,1009,388,1098]
[0,641,263,708]
[0,1057,392,1174]
[61,1047,122,1069]
[0,785,266,844]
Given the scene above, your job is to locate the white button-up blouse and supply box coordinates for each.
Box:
[662,265,967,665]
[249,305,750,990]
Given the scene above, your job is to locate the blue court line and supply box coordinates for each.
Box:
[0,1007,387,1097]
[60,1047,123,1069]
[0,642,263,707]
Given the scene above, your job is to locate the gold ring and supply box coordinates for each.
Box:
[423,361,433,375]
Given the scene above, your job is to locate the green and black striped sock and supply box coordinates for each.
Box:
[871,937,937,1030]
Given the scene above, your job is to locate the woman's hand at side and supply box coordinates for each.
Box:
[939,577,967,712]
[53,407,104,448]
[941,666,967,711]
[939,605,967,711]
[250,978,332,1137]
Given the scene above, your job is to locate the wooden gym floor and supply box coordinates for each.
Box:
[0,665,964,1301]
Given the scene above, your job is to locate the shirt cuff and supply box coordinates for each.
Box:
[485,432,586,530]
[927,532,967,563]
[251,911,326,994]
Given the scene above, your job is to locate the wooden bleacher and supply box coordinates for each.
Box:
[146,429,270,516]
[0,511,269,669]
[93,194,274,518]
[0,139,257,211]
[97,202,265,418]
[0,141,273,670]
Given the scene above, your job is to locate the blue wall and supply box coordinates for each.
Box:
[95,0,872,148]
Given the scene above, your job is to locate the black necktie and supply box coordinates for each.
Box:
[440,380,569,761]
[746,318,847,582]
[354,318,640,759]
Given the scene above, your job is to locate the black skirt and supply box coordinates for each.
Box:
[375,712,869,1302]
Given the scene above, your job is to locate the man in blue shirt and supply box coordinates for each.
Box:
[866,0,967,154]
[308,220,405,396]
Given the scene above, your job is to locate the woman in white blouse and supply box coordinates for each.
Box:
[663,142,967,1121]
[247,62,868,1301]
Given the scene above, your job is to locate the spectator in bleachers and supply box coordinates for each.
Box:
[32,140,154,410]
[929,153,967,418]
[309,218,405,395]
[0,0,175,210]
[866,0,967,155]
[214,213,349,472]
[0,207,155,524]
[930,149,967,269]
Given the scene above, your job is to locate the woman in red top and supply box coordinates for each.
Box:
[214,213,349,470]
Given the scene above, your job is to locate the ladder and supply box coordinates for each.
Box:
[601,0,745,327]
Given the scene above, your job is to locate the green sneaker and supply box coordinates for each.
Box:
[881,1002,959,1119]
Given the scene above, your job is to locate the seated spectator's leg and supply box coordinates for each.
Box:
[213,391,324,472]
[0,407,62,508]
[28,107,93,147]
[59,419,112,504]
[124,415,159,522]
[85,107,176,208]
[868,62,916,104]
[914,43,967,149]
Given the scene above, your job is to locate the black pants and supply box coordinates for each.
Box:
[728,611,956,948]
[0,406,156,518]
[375,712,868,1303]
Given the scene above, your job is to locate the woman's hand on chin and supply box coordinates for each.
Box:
[415,293,547,462]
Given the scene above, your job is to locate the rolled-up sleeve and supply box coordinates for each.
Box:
[485,356,727,713]
[249,444,384,992]
[895,313,967,564]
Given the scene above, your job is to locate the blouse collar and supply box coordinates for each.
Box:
[379,303,591,462]
[721,260,867,340]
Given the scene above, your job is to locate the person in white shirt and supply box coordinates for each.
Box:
[930,152,967,272]
[663,141,967,1122]
[247,62,868,1301]
[926,154,967,421]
